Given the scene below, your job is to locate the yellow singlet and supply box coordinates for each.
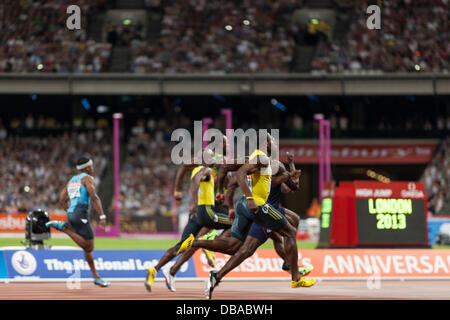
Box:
[191,166,215,205]
[212,153,227,194]
[248,149,272,206]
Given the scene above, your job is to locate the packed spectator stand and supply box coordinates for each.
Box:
[0,129,111,214]
[422,137,450,216]
[311,0,450,73]
[0,0,111,73]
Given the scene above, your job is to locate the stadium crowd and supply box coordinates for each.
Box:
[129,0,302,73]
[0,131,111,213]
[0,111,448,219]
[422,137,450,216]
[311,0,450,73]
[0,0,111,73]
[118,131,185,217]
[1,0,449,74]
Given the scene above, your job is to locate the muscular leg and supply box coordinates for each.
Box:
[61,225,102,279]
[285,208,300,229]
[276,221,300,282]
[271,232,287,262]
[62,226,91,251]
[191,233,241,256]
[215,236,262,282]
[83,240,101,279]
[272,208,299,263]
[169,227,211,276]
[154,218,202,272]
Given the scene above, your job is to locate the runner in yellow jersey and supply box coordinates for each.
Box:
[209,134,315,298]
[177,133,316,299]
[159,137,231,291]
[145,149,233,293]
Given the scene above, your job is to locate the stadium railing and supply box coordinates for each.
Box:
[0,73,449,95]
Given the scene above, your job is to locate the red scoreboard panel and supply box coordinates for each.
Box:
[320,181,429,248]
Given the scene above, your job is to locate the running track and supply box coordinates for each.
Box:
[1,280,450,300]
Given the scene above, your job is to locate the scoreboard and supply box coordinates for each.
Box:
[318,181,429,248]
[317,181,335,248]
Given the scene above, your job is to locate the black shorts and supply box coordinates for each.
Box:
[67,204,94,240]
[231,197,287,242]
[174,204,232,254]
[247,206,286,243]
[213,203,229,215]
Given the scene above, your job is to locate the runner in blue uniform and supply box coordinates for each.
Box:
[46,157,110,287]
[224,157,313,275]
[202,146,317,298]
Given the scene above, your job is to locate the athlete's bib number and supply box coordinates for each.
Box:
[68,182,82,199]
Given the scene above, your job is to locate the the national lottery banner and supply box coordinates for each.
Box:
[0,249,197,280]
[1,249,450,281]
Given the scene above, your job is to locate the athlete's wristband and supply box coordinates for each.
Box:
[246,196,254,200]
[99,215,106,220]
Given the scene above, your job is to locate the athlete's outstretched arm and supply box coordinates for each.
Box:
[281,183,292,194]
[188,167,211,217]
[216,162,242,199]
[224,172,238,219]
[82,176,106,229]
[59,183,69,211]
[174,164,197,200]
[236,155,269,213]
[271,161,301,191]
[285,151,300,190]
[282,170,301,191]
[271,162,290,186]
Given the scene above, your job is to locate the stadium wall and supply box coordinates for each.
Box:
[2,249,450,282]
[0,73,449,95]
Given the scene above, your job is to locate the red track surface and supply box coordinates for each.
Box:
[1,280,450,300]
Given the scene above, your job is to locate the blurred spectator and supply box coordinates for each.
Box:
[307,197,321,218]
[25,114,34,129]
[106,21,118,46]
[421,137,450,215]
[339,114,349,131]
[118,133,181,216]
[0,119,7,139]
[0,131,111,213]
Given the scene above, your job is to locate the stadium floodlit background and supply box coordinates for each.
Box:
[0,0,449,301]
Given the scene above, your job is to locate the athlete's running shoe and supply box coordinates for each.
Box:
[202,249,216,268]
[291,277,317,288]
[45,221,68,231]
[144,266,156,292]
[200,230,217,267]
[299,265,314,276]
[176,234,194,255]
[94,278,111,287]
[205,271,220,300]
[200,229,218,240]
[162,266,176,292]
[282,262,314,276]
